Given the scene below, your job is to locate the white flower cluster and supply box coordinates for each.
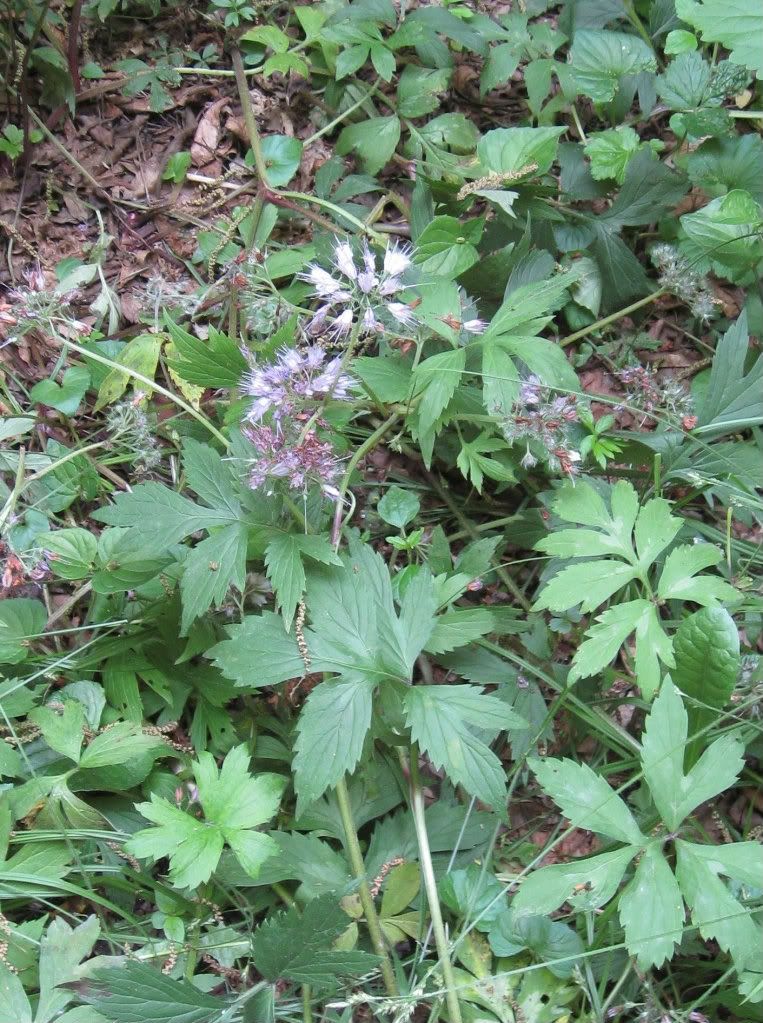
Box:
[299,239,418,338]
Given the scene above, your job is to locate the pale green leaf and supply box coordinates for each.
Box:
[569,599,651,683]
[657,543,738,605]
[179,523,248,633]
[477,126,565,178]
[210,611,305,688]
[676,0,763,74]
[28,701,85,764]
[568,30,657,102]
[619,843,684,969]
[336,116,401,175]
[533,561,638,614]
[405,685,524,809]
[676,840,762,969]
[531,757,644,844]
[512,846,638,918]
[294,679,375,812]
[634,497,682,569]
[0,598,46,664]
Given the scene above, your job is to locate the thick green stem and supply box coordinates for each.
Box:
[334,776,398,997]
[560,290,664,348]
[231,47,270,185]
[405,747,462,1023]
[302,984,312,1023]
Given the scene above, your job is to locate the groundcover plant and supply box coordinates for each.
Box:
[0,0,762,1020]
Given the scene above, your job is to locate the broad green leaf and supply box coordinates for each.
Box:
[211,611,305,687]
[599,149,689,230]
[0,964,31,1023]
[353,355,412,402]
[30,366,90,416]
[531,757,644,844]
[164,315,247,388]
[686,135,763,204]
[480,44,520,96]
[679,189,763,283]
[93,483,235,546]
[424,608,498,655]
[568,30,657,102]
[37,915,101,1023]
[664,29,698,53]
[28,701,85,763]
[305,543,414,685]
[181,439,241,519]
[676,0,763,74]
[569,599,659,685]
[294,679,375,812]
[633,603,675,699]
[477,126,564,178]
[0,598,46,664]
[673,607,739,767]
[378,486,420,529]
[252,895,378,988]
[89,961,223,1023]
[439,862,505,930]
[381,862,420,918]
[179,523,248,633]
[512,846,638,918]
[405,684,525,809]
[676,840,762,969]
[336,115,401,175]
[641,679,745,828]
[38,528,97,580]
[657,543,738,605]
[396,65,451,117]
[533,562,638,614]
[677,839,763,890]
[93,333,162,411]
[414,216,482,278]
[411,347,466,434]
[128,746,282,888]
[482,341,520,414]
[489,912,584,979]
[485,272,577,339]
[258,134,302,187]
[619,843,684,969]
[633,497,681,569]
[657,51,717,110]
[694,312,763,435]
[264,532,342,630]
[79,722,165,769]
[584,126,643,184]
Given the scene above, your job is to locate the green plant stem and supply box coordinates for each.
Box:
[560,290,665,347]
[231,46,270,185]
[332,411,402,548]
[302,984,312,1023]
[403,746,463,1023]
[334,775,398,997]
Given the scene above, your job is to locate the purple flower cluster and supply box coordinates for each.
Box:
[243,345,355,423]
[502,376,581,477]
[299,239,418,338]
[244,424,341,499]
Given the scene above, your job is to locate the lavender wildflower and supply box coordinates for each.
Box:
[244,424,342,499]
[243,344,355,423]
[502,377,582,477]
[300,238,417,338]
[462,319,487,334]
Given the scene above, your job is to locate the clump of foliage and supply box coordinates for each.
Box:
[1,0,762,1021]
